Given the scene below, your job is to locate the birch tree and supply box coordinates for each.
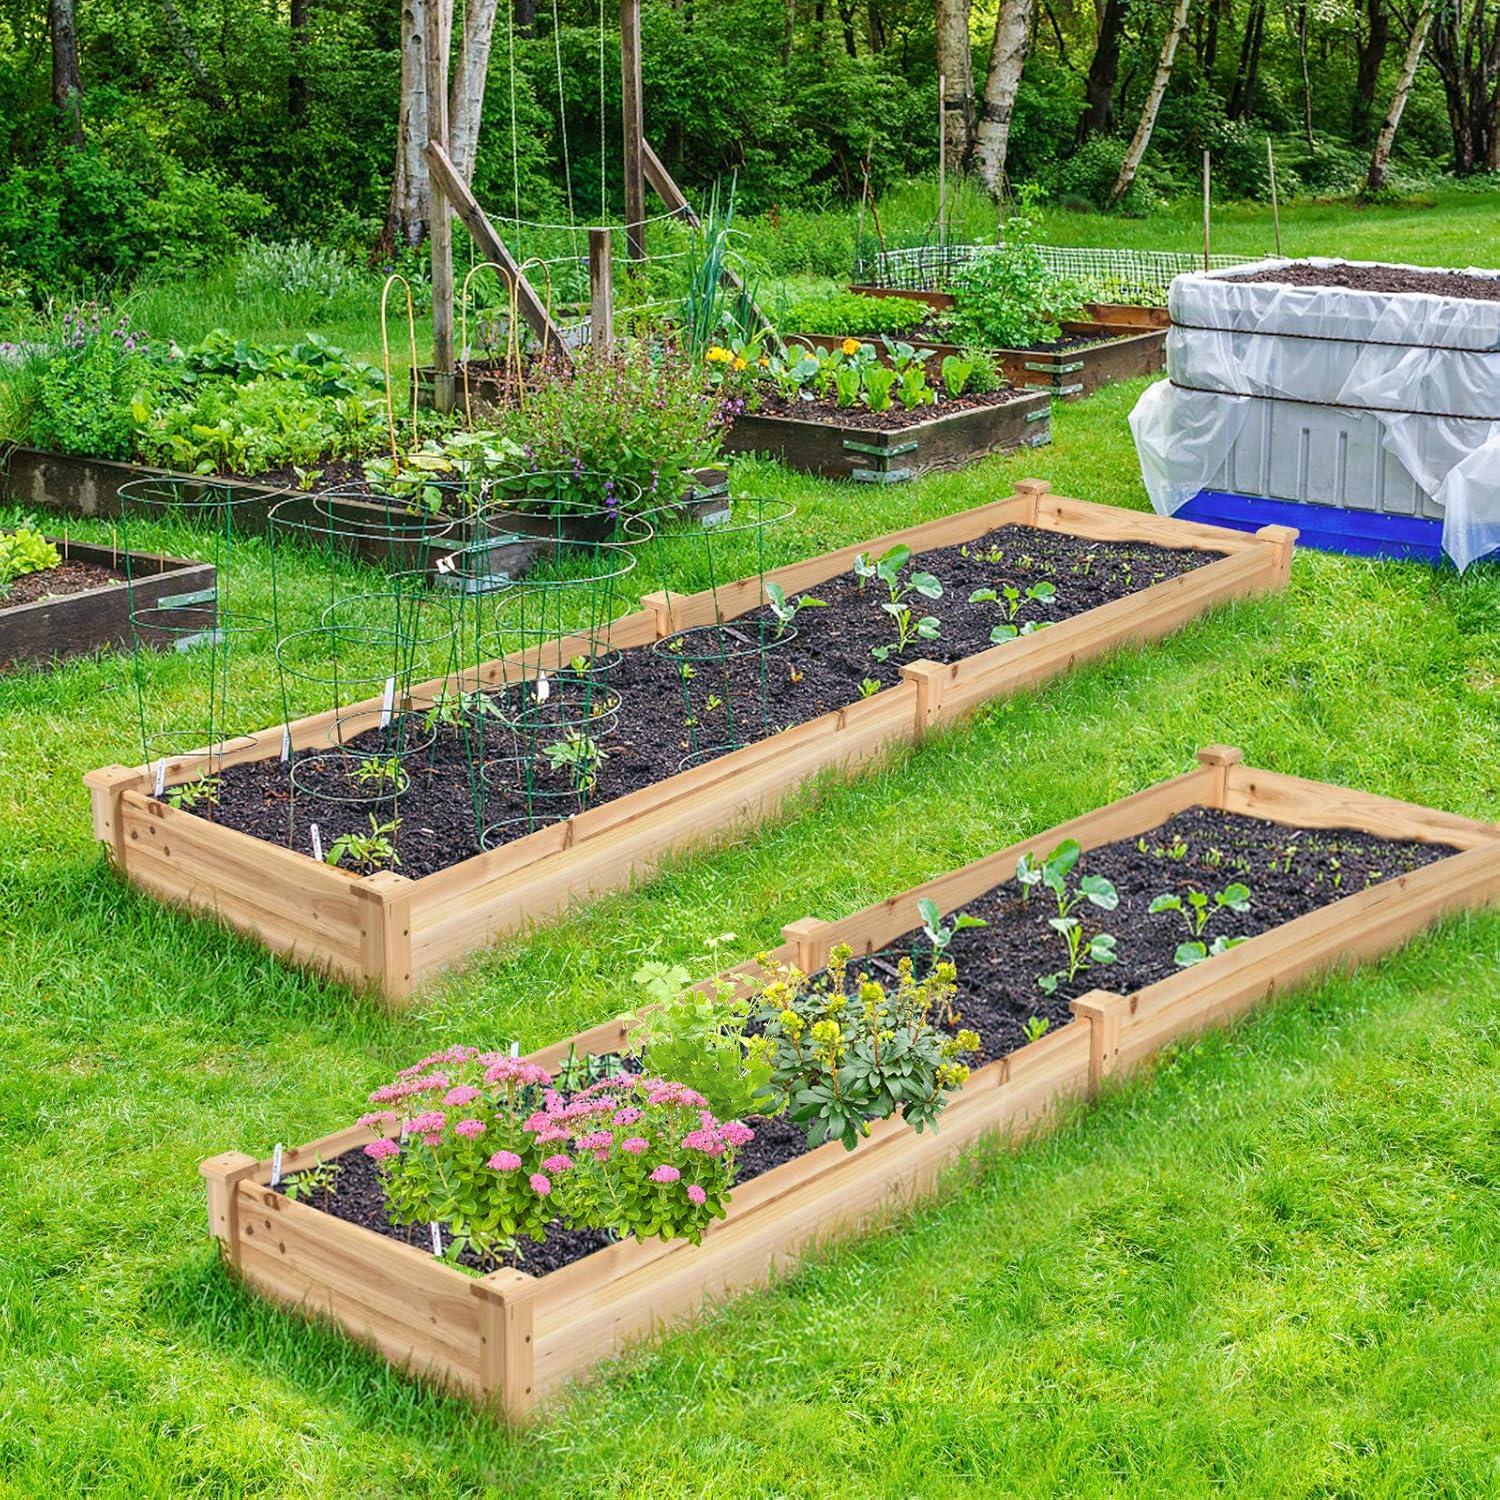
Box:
[1366,1,1435,189]
[973,0,1035,195]
[449,0,503,184]
[1108,0,1193,206]
[935,0,976,164]
[381,0,430,254]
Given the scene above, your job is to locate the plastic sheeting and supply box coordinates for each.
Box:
[1129,257,1500,568]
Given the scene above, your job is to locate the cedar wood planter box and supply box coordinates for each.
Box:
[1,537,216,670]
[199,747,1500,1420]
[789,322,1166,402]
[720,390,1053,481]
[85,485,1296,1003]
[0,447,730,575]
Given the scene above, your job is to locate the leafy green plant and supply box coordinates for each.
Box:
[163,774,221,810]
[1016,839,1120,994]
[281,1155,339,1206]
[854,544,943,662]
[324,815,401,873]
[348,756,404,791]
[917,897,987,961]
[895,363,935,410]
[0,525,60,592]
[939,354,975,398]
[1022,1015,1051,1043]
[1150,882,1252,968]
[779,292,927,338]
[858,677,882,698]
[235,239,361,305]
[1174,934,1249,968]
[833,364,862,407]
[752,946,979,1151]
[763,579,827,636]
[540,731,607,794]
[862,364,898,412]
[969,580,1057,642]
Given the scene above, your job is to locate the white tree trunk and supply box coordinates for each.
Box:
[1108,0,1192,206]
[973,0,1035,195]
[1368,2,1434,188]
[936,0,975,164]
[383,0,430,252]
[449,0,502,184]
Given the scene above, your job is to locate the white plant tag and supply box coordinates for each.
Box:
[154,760,167,796]
[509,1040,520,1057]
[270,1144,283,1185]
[436,552,455,575]
[400,1119,410,1143]
[280,727,291,762]
[380,675,396,728]
[430,1222,443,1257]
[536,672,550,703]
[309,823,323,862]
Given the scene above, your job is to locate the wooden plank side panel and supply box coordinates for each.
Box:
[1034,494,1270,555]
[1227,765,1500,849]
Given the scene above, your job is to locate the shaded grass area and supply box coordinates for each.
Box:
[1,377,1497,1494]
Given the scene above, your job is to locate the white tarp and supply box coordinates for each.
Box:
[1129,257,1500,568]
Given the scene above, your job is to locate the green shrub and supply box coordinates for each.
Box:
[235,239,362,305]
[0,524,61,594]
[779,292,928,337]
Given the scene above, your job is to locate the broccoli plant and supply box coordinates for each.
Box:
[1149,882,1251,968]
[1015,839,1120,995]
[917,897,987,962]
[763,580,827,638]
[854,544,943,662]
[969,580,1056,643]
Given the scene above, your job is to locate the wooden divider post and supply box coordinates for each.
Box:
[1069,990,1132,1090]
[1196,743,1244,806]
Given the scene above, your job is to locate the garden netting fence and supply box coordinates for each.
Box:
[854,243,1261,305]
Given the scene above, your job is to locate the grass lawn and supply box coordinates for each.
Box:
[2,375,1498,1496]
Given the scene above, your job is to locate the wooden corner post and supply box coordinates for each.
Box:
[781,917,826,973]
[1011,478,1052,525]
[1196,744,1244,808]
[1255,524,1298,585]
[477,1269,537,1422]
[1069,990,1132,1091]
[900,659,950,737]
[354,871,417,1002]
[200,1151,260,1264]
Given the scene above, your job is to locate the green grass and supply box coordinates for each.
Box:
[2,375,1498,1496]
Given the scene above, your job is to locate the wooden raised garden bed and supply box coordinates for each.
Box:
[200,747,1500,1419]
[847,285,1170,332]
[721,389,1053,480]
[789,322,1166,402]
[85,484,1295,1002]
[0,447,730,574]
[1,536,216,670]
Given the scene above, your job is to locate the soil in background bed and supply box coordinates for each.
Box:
[2,558,122,607]
[748,386,1025,431]
[202,523,1225,877]
[1237,262,1500,301]
[279,806,1456,1277]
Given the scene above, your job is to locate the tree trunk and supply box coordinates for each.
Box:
[155,0,225,109]
[837,0,859,55]
[1227,0,1265,120]
[1353,0,1389,142]
[1204,0,1226,68]
[973,0,1035,195]
[1077,0,1129,140]
[1108,0,1192,205]
[515,0,535,37]
[1367,0,1434,188]
[935,0,975,163]
[867,0,886,52]
[1293,0,1314,147]
[49,0,85,146]
[289,0,310,122]
[449,0,501,184]
[381,0,430,255]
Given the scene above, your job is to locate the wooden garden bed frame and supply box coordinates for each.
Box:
[789,322,1166,402]
[1,536,215,669]
[846,285,1169,332]
[720,389,1053,481]
[86,484,1295,1002]
[200,747,1500,1421]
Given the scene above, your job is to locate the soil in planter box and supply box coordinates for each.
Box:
[748,386,1024,432]
[201,524,1225,877]
[1236,263,1500,301]
[278,808,1454,1277]
[2,558,121,607]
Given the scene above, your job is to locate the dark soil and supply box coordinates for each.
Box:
[279,806,1457,1277]
[749,386,1025,431]
[903,324,1130,355]
[243,458,367,494]
[1,558,121,607]
[1237,262,1500,301]
[201,523,1224,876]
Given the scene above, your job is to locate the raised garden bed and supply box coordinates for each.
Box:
[721,388,1052,480]
[84,485,1296,1001]
[788,322,1166,402]
[848,284,1169,334]
[1,535,215,670]
[200,748,1500,1419]
[0,447,730,575]
[1131,257,1500,568]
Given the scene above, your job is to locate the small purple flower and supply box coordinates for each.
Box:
[649,1164,681,1184]
[364,1138,400,1161]
[489,1150,523,1171]
[686,1183,707,1206]
[454,1119,486,1139]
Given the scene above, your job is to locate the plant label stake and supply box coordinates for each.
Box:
[280,727,291,763]
[380,676,396,729]
[536,672,550,704]
[509,1040,521,1057]
[271,1144,283,1186]
[430,1222,443,1257]
[154,760,167,797]
[310,823,323,863]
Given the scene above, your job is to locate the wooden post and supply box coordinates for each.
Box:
[1068,990,1131,1091]
[900,659,950,736]
[1267,137,1282,258]
[781,917,826,972]
[425,0,456,414]
[477,1270,537,1422]
[588,227,614,352]
[1011,477,1052,525]
[354,870,417,1002]
[1202,150,1212,271]
[1255,523,1298,585]
[200,1151,260,1262]
[1195,744,1244,808]
[620,0,645,262]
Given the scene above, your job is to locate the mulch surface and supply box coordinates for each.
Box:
[1237,262,1500,301]
[749,386,1026,431]
[202,522,1223,876]
[281,805,1456,1276]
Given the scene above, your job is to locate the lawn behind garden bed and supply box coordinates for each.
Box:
[1,377,1497,1495]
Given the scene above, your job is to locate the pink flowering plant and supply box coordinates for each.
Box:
[529,1075,751,1244]
[359,1047,754,1264]
[359,1046,557,1262]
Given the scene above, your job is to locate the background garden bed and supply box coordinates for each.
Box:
[201,748,1500,1420]
[1,536,215,669]
[85,485,1294,1001]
